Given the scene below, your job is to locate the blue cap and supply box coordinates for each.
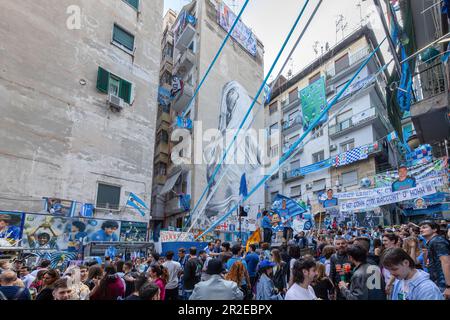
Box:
[258,260,276,270]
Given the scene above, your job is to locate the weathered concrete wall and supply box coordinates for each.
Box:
[0,0,163,222]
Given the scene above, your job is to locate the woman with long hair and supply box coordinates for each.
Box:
[35,269,60,300]
[311,262,334,300]
[90,265,124,300]
[148,264,168,301]
[225,260,251,299]
[85,265,103,291]
[271,249,287,294]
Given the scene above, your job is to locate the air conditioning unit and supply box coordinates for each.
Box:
[306,183,313,190]
[108,93,124,111]
[330,144,338,151]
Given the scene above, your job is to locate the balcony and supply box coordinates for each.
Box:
[156,111,171,129]
[283,168,305,182]
[173,49,195,77]
[172,83,194,113]
[282,98,301,113]
[173,12,196,51]
[410,61,450,144]
[326,46,371,82]
[166,194,191,215]
[282,142,304,155]
[282,116,302,135]
[328,106,388,139]
[155,141,169,156]
[154,174,167,186]
[160,54,173,75]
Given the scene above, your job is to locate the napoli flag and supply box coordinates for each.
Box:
[126,192,148,217]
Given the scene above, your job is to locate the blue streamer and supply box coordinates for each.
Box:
[196,37,387,240]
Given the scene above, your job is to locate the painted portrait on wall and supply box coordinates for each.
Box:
[202,81,264,227]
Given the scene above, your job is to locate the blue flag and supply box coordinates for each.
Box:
[271,194,307,221]
[239,173,248,198]
[126,192,148,217]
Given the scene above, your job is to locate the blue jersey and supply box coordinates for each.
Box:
[323,197,338,208]
[90,229,118,242]
[392,177,416,192]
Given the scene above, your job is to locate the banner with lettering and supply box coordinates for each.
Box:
[335,176,446,200]
[160,230,194,242]
[339,182,437,212]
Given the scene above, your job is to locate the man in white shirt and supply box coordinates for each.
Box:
[19,266,35,288]
[285,258,318,300]
[162,251,182,301]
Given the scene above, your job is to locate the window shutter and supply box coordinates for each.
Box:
[113,25,135,51]
[124,0,139,10]
[119,79,132,104]
[96,67,110,93]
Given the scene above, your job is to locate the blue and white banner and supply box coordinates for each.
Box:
[339,182,438,212]
[335,176,446,200]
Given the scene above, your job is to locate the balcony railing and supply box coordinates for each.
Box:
[412,61,447,104]
[329,106,388,137]
[173,11,196,50]
[326,46,371,79]
[283,168,305,181]
[283,142,304,154]
[172,83,194,113]
[282,98,301,113]
[282,116,302,133]
[173,49,195,76]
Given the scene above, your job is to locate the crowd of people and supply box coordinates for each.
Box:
[0,218,448,301]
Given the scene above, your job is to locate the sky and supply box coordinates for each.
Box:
[163,0,392,78]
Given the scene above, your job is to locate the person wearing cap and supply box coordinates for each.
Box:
[391,164,416,192]
[189,259,243,300]
[255,260,283,300]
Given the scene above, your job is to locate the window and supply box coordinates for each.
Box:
[156,163,167,176]
[312,150,325,163]
[176,217,183,229]
[289,88,298,103]
[291,185,302,197]
[271,144,279,158]
[269,102,278,115]
[112,24,135,52]
[289,110,300,122]
[335,53,350,74]
[312,179,326,192]
[271,172,279,180]
[342,170,358,187]
[337,109,352,123]
[340,140,355,153]
[96,183,121,210]
[96,67,133,103]
[161,130,169,143]
[309,72,321,84]
[269,123,279,135]
[123,0,139,10]
[290,159,300,170]
[271,192,279,202]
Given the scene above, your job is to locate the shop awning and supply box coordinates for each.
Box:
[160,171,182,195]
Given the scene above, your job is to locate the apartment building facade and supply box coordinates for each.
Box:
[0,0,163,223]
[265,26,396,218]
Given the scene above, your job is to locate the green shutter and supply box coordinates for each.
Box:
[96,67,110,93]
[113,25,135,52]
[124,0,139,10]
[119,79,132,104]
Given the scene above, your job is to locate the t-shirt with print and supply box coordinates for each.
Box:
[426,235,450,289]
